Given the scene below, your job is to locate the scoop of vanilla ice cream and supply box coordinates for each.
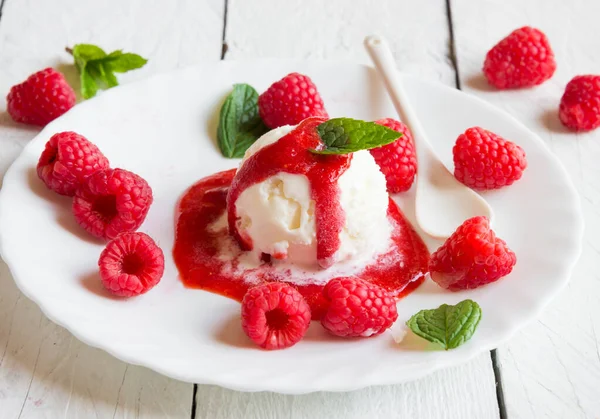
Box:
[233,125,391,269]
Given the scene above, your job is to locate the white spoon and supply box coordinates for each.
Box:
[364,35,493,239]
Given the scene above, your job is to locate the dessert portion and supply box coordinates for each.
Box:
[172,71,526,350]
[173,118,430,322]
[229,119,391,269]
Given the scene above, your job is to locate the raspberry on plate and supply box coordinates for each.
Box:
[37,131,110,196]
[453,127,527,190]
[429,216,516,291]
[559,75,600,131]
[73,168,153,240]
[241,282,311,350]
[6,68,76,126]
[98,232,164,297]
[320,277,398,338]
[370,118,417,193]
[258,72,328,129]
[483,26,556,89]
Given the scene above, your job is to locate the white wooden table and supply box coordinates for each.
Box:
[0,0,598,417]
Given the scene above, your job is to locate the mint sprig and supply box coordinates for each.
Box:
[67,44,148,99]
[311,118,400,155]
[217,83,269,158]
[406,300,482,350]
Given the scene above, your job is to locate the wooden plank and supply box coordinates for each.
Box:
[451,0,600,417]
[0,0,224,417]
[225,0,456,86]
[194,358,498,419]
[193,1,501,417]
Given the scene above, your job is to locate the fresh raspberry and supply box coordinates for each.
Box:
[36,131,110,196]
[320,277,398,338]
[453,127,527,190]
[98,232,164,297]
[370,118,417,192]
[73,168,153,240]
[241,282,311,350]
[6,68,76,126]
[258,73,328,129]
[483,27,556,89]
[559,75,600,131]
[430,216,516,291]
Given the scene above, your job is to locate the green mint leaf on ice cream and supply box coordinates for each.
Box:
[311,117,401,155]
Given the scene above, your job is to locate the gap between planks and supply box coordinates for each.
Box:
[0,0,7,23]
[445,0,505,418]
[220,0,229,60]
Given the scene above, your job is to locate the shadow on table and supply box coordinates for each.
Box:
[463,73,496,92]
[0,111,41,132]
[0,111,39,188]
[539,108,570,134]
[55,62,82,103]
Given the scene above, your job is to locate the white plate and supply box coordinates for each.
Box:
[0,61,583,394]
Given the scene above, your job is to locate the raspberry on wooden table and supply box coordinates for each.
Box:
[559,75,600,132]
[483,26,556,89]
[453,127,527,190]
[72,168,153,240]
[429,216,516,291]
[98,232,164,297]
[258,72,328,129]
[320,277,398,338]
[370,118,417,193]
[37,131,110,196]
[241,282,311,350]
[6,68,76,126]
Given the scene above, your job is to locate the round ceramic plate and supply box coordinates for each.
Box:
[0,61,583,394]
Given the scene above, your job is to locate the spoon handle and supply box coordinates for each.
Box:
[364,34,494,239]
[363,35,436,161]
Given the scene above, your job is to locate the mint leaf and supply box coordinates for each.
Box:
[217,83,268,158]
[72,44,106,99]
[105,53,148,73]
[69,44,148,99]
[80,70,98,100]
[310,118,400,155]
[406,300,482,350]
[73,44,107,62]
[100,63,119,87]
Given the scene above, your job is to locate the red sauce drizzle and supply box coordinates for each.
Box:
[173,170,430,320]
[226,117,350,268]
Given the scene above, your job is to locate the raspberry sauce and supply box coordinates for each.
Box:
[226,117,350,269]
[173,170,430,320]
